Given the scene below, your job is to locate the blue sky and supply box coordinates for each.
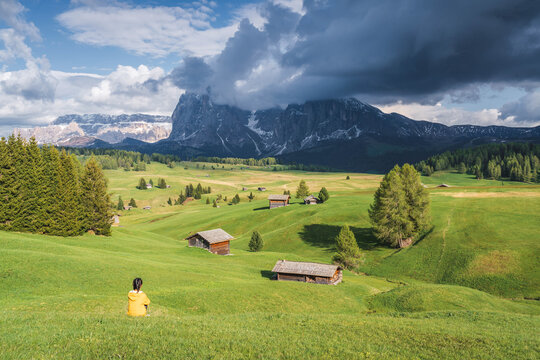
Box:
[0,0,539,135]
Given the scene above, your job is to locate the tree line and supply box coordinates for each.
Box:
[417,143,540,182]
[0,136,112,236]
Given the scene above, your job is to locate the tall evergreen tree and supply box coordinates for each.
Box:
[117,196,124,210]
[295,180,310,199]
[57,151,83,236]
[249,231,264,252]
[138,178,147,190]
[81,157,112,235]
[400,164,431,234]
[129,198,137,208]
[368,165,414,247]
[332,225,362,270]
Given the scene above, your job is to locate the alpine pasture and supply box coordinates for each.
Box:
[1,162,539,359]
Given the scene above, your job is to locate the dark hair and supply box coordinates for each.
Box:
[132,278,143,292]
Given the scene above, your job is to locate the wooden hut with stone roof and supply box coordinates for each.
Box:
[272,260,343,285]
[185,228,234,255]
[268,194,290,209]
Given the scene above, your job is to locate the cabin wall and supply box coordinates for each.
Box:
[269,200,287,209]
[188,236,209,250]
[209,241,230,255]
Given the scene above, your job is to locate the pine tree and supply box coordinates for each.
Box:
[295,180,310,199]
[368,165,414,247]
[332,225,361,270]
[138,178,147,190]
[248,192,255,201]
[129,198,137,208]
[40,145,62,235]
[117,196,124,210]
[206,197,210,204]
[346,175,350,180]
[149,179,154,187]
[167,197,172,206]
[56,151,83,236]
[318,187,330,203]
[249,231,263,252]
[457,162,467,174]
[81,157,112,235]
[234,194,240,204]
[213,199,218,207]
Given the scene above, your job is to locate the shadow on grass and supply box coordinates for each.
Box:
[299,224,382,253]
[412,226,434,247]
[253,207,268,211]
[260,270,276,280]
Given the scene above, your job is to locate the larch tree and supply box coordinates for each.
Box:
[295,180,310,199]
[368,164,430,248]
[332,225,362,270]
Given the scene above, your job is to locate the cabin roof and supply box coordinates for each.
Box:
[272,260,341,278]
[186,228,234,244]
[268,194,290,201]
[304,195,318,201]
[437,183,450,187]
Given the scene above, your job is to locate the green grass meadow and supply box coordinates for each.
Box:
[1,163,539,359]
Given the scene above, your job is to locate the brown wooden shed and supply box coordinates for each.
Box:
[272,260,343,285]
[268,194,290,209]
[185,228,234,255]
[304,195,319,205]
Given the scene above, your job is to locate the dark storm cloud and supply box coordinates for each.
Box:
[169,0,540,109]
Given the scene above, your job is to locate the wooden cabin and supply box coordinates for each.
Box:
[146,183,153,189]
[437,184,450,188]
[258,187,266,191]
[272,260,342,285]
[268,194,290,209]
[143,206,151,210]
[304,195,319,205]
[123,205,133,211]
[185,228,234,255]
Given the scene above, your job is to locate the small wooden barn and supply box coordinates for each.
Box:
[123,205,133,211]
[143,206,151,210]
[185,228,234,255]
[272,260,342,285]
[268,194,290,209]
[437,184,450,188]
[258,187,266,191]
[304,195,319,205]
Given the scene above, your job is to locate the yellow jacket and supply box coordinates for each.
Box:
[127,290,150,317]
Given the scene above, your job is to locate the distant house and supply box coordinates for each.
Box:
[272,260,342,285]
[146,183,153,189]
[123,205,133,211]
[112,214,120,226]
[304,195,319,205]
[258,187,266,191]
[143,206,151,210]
[242,187,248,191]
[437,184,450,188]
[186,228,234,255]
[166,185,171,188]
[268,194,290,209]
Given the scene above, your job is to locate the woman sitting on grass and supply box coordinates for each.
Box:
[127,278,150,317]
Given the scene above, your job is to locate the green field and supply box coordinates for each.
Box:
[1,163,539,359]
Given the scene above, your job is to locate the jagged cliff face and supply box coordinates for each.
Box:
[168,93,540,158]
[15,114,172,146]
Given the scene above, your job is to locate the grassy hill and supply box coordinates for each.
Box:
[1,163,539,359]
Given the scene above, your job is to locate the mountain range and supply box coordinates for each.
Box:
[15,114,171,146]
[15,93,540,171]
